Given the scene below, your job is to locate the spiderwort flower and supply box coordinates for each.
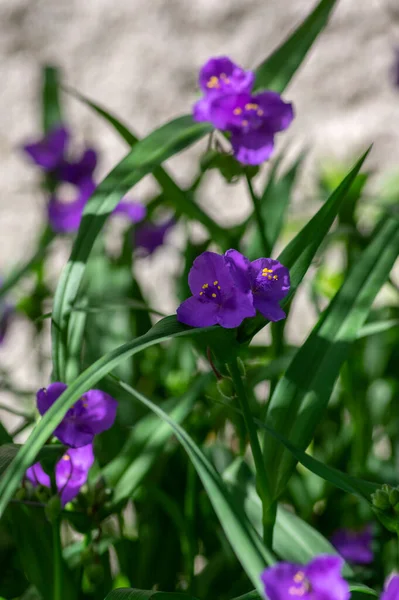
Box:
[26,444,94,507]
[176,251,255,328]
[23,126,69,172]
[134,217,175,255]
[36,382,117,448]
[47,178,96,234]
[225,250,290,321]
[331,525,373,565]
[193,56,255,122]
[382,575,399,600]
[260,555,350,600]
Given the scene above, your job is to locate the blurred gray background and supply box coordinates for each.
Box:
[1,0,399,431]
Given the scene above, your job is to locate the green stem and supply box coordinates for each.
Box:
[53,517,63,600]
[228,359,275,546]
[246,174,271,257]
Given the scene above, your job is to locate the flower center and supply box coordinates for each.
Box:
[206,73,230,89]
[253,267,279,293]
[199,280,222,302]
[288,571,310,597]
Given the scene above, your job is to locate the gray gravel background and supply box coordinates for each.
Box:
[1,0,399,433]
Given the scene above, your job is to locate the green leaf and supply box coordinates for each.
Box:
[104,374,212,505]
[254,0,338,93]
[349,586,378,598]
[110,377,274,595]
[356,318,399,339]
[51,115,212,381]
[0,444,64,477]
[42,66,62,133]
[238,148,372,343]
[105,590,198,600]
[0,317,213,517]
[64,86,229,245]
[263,215,399,496]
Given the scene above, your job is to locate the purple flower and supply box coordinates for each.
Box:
[331,526,373,565]
[260,555,350,600]
[36,382,117,448]
[225,250,290,322]
[207,91,294,165]
[48,178,96,234]
[113,201,147,224]
[194,56,255,122]
[134,217,175,255]
[58,148,97,185]
[382,575,399,600]
[176,251,255,329]
[26,444,94,507]
[23,126,69,172]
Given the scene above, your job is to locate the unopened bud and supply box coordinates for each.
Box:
[371,490,390,511]
[389,488,399,507]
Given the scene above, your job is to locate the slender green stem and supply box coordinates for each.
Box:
[53,517,63,600]
[228,359,275,546]
[246,174,271,257]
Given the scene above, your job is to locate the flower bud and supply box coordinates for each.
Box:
[236,358,246,378]
[371,490,390,510]
[217,378,235,400]
[389,488,399,507]
[45,495,62,523]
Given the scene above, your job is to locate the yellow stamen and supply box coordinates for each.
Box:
[273,275,278,280]
[262,268,273,273]
[257,109,264,116]
[62,455,71,461]
[220,73,230,82]
[233,107,242,115]
[293,572,305,583]
[202,283,209,289]
[200,291,204,296]
[217,286,221,290]
[268,275,272,279]
[82,402,88,408]
[206,76,219,89]
[242,119,249,126]
[288,586,306,597]
[245,102,259,110]
[213,280,218,285]
[211,293,217,298]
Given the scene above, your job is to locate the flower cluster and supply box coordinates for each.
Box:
[193,56,294,165]
[23,125,146,234]
[176,250,290,329]
[331,525,373,565]
[26,382,117,506]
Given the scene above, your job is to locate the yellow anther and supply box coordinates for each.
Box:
[293,572,305,583]
[206,76,219,89]
[268,275,272,280]
[211,293,217,298]
[233,107,242,115]
[273,275,278,280]
[245,103,259,110]
[200,291,204,296]
[217,286,221,290]
[288,586,306,597]
[220,73,230,82]
[242,119,249,126]
[62,455,71,461]
[262,268,273,273]
[213,280,218,285]
[262,273,268,277]
[82,402,88,408]
[257,109,264,116]
[202,283,209,289]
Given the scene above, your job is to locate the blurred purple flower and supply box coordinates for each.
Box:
[26,444,94,507]
[36,382,117,448]
[382,575,399,600]
[225,250,290,321]
[134,217,175,255]
[113,201,147,224]
[48,178,96,234]
[58,148,97,185]
[331,526,373,565]
[176,251,255,328]
[193,56,255,122]
[260,555,350,600]
[23,126,69,172]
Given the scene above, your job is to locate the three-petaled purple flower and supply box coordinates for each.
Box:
[37,382,117,448]
[193,56,294,165]
[176,251,255,328]
[382,575,399,600]
[225,250,290,322]
[26,444,94,506]
[260,555,350,600]
[330,525,373,565]
[23,126,70,173]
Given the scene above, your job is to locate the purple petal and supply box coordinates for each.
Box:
[113,201,147,223]
[251,258,290,301]
[193,97,213,123]
[218,289,255,328]
[253,297,286,322]
[306,555,350,600]
[58,148,97,184]
[224,249,252,293]
[331,526,373,565]
[54,420,93,448]
[382,575,399,600]
[207,93,250,130]
[261,561,302,600]
[188,251,235,296]
[198,57,254,95]
[48,178,96,234]
[255,91,294,133]
[26,462,51,488]
[23,126,69,171]
[230,127,275,165]
[56,444,94,506]
[135,218,175,255]
[78,389,118,436]
[36,382,68,416]
[177,295,219,328]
